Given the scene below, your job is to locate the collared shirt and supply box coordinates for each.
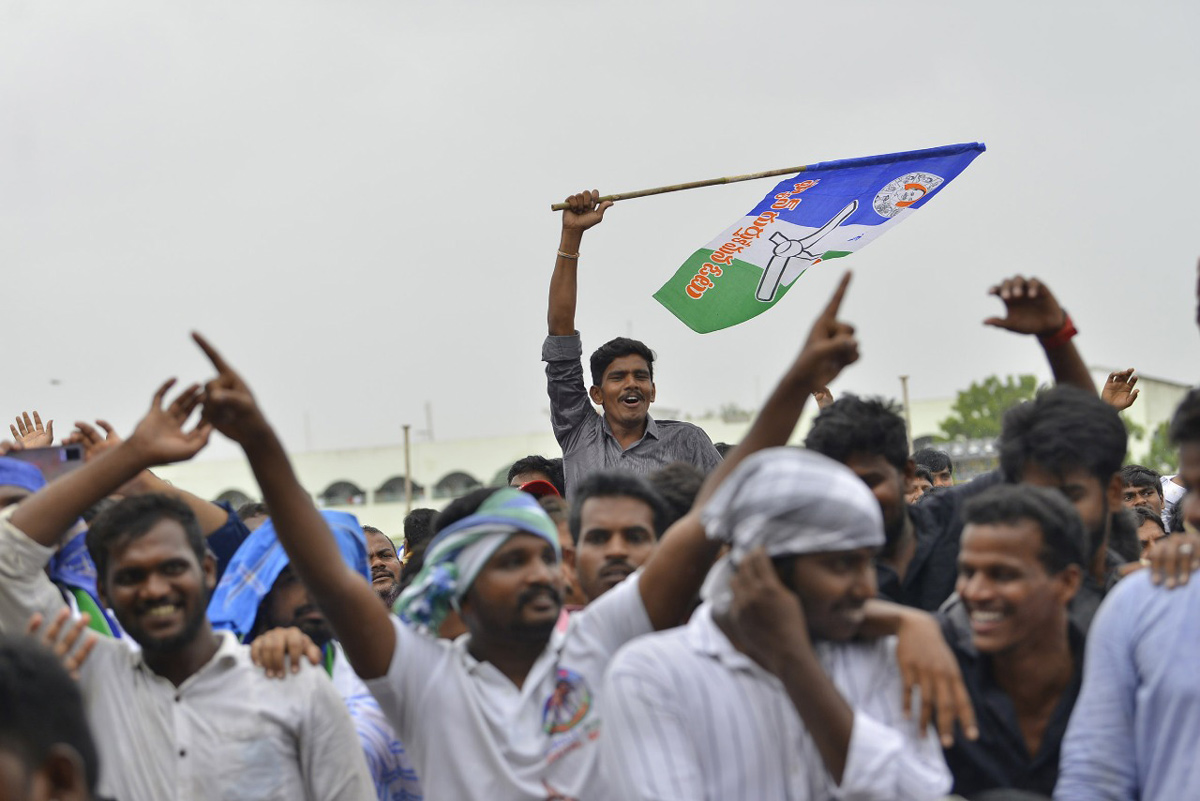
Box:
[543,333,721,494]
[0,515,373,801]
[1055,572,1200,800]
[365,572,652,800]
[599,603,952,800]
[938,607,1084,796]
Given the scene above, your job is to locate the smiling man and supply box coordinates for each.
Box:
[0,383,372,801]
[567,471,668,603]
[938,484,1086,797]
[543,190,722,494]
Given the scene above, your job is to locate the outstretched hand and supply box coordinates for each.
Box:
[10,411,53,448]
[125,380,213,467]
[791,273,859,390]
[983,275,1066,337]
[1101,368,1140,411]
[560,189,613,234]
[193,333,269,446]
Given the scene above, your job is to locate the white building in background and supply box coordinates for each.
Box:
[154,368,1191,536]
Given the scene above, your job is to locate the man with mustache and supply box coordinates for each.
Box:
[194,272,860,799]
[544,190,722,494]
[363,525,403,608]
[567,471,668,603]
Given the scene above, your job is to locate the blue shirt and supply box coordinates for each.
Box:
[1055,571,1200,800]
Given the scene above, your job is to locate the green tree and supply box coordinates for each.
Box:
[938,374,1041,441]
[1142,421,1178,475]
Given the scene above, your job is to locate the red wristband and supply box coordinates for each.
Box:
[1038,313,1077,350]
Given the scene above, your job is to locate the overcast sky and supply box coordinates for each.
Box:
[3,0,1198,460]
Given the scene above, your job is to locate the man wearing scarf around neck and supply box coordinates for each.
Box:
[186,269,870,799]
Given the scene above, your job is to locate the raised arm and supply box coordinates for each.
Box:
[637,273,859,629]
[984,275,1096,393]
[10,381,212,546]
[547,189,612,335]
[193,334,395,679]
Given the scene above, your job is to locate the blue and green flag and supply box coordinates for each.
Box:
[654,142,985,333]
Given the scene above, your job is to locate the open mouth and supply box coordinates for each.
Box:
[620,393,642,408]
[144,603,181,618]
[968,609,1005,633]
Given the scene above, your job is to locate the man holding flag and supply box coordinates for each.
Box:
[543,190,722,495]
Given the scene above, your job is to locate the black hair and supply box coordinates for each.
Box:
[1170,388,1200,445]
[236,501,269,521]
[86,494,206,588]
[912,448,953,476]
[914,466,934,484]
[588,337,655,386]
[1108,508,1143,563]
[1120,465,1163,497]
[647,462,705,530]
[999,386,1126,485]
[1132,504,1167,534]
[396,508,439,589]
[1167,495,1187,533]
[713,442,734,459]
[0,635,99,794]
[568,471,669,545]
[506,455,566,497]
[362,524,397,555]
[804,395,909,471]
[962,484,1087,574]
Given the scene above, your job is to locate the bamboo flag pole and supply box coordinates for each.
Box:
[549,164,810,211]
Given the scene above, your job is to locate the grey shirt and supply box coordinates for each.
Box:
[543,333,722,495]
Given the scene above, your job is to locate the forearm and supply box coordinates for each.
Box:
[858,599,922,639]
[695,366,815,508]
[123,470,231,534]
[241,425,394,676]
[547,229,583,335]
[1044,340,1096,394]
[242,428,354,598]
[11,444,151,545]
[776,644,855,783]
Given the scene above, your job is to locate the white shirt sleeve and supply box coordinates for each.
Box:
[0,514,71,634]
[574,572,653,656]
[297,661,378,801]
[601,642,704,801]
[831,639,952,800]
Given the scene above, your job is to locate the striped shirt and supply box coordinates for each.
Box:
[543,333,722,494]
[600,603,952,800]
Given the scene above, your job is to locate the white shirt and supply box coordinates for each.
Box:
[0,516,374,801]
[600,604,952,801]
[365,572,652,801]
[1161,474,1186,527]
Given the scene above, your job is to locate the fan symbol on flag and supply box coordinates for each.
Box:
[755,200,859,302]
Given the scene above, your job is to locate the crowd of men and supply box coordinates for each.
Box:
[1,190,1198,801]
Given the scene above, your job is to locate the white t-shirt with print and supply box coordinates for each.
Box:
[366,573,651,801]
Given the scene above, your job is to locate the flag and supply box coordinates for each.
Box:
[653,142,985,333]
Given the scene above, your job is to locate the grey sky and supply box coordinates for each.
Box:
[3,0,1198,461]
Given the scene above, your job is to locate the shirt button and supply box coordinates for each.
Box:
[179,749,186,757]
[175,695,181,703]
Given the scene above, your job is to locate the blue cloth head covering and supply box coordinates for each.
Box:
[0,456,47,493]
[207,510,369,640]
[393,488,560,634]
